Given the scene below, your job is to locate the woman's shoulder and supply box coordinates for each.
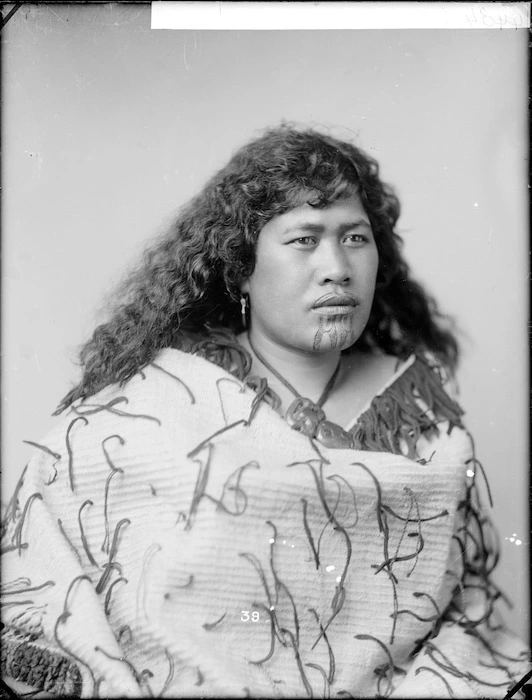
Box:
[49,347,219,437]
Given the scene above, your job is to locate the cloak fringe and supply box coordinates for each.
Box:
[350,355,464,459]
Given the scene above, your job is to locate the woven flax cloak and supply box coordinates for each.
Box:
[1,348,530,698]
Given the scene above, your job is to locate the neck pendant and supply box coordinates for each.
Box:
[247,335,353,449]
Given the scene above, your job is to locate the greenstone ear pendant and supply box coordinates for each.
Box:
[240,294,249,329]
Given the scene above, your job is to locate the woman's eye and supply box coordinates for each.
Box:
[291,236,316,247]
[344,234,367,245]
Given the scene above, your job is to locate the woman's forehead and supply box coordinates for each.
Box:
[258,192,370,236]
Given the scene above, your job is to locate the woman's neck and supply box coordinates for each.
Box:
[237,329,342,403]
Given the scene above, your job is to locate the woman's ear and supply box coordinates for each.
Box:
[240,278,250,295]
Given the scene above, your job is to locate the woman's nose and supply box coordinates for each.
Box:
[317,243,351,284]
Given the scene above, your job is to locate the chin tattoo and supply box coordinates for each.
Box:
[313,315,355,352]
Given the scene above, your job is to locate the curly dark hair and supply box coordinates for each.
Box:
[56,123,459,413]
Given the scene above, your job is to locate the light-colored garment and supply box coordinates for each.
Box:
[1,348,529,698]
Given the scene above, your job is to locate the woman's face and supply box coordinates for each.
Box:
[241,193,379,355]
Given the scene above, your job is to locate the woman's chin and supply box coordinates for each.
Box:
[310,325,360,354]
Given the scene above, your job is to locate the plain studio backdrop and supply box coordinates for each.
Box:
[2,4,528,640]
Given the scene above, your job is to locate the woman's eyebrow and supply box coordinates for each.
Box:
[284,219,371,235]
[283,222,324,235]
[338,219,372,232]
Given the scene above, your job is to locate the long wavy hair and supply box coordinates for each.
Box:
[56,124,459,413]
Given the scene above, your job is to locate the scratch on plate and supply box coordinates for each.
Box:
[48,5,68,27]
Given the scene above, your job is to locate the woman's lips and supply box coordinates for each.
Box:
[311,305,357,316]
[312,294,358,315]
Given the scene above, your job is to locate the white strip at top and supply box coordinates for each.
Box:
[151,1,530,31]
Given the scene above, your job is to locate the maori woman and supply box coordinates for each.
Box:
[2,125,529,698]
